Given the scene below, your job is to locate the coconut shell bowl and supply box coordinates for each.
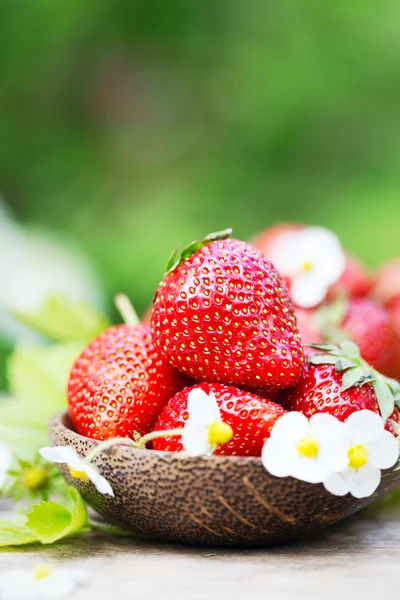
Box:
[50,412,400,548]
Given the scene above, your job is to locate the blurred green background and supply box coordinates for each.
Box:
[1,0,400,388]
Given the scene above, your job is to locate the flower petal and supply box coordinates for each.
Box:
[347,465,381,498]
[262,440,298,477]
[187,389,220,425]
[182,423,212,457]
[318,443,349,472]
[309,413,345,445]
[344,410,384,444]
[291,455,332,484]
[367,430,399,469]
[323,472,350,496]
[39,446,80,465]
[82,464,114,496]
[0,441,12,487]
[290,274,328,309]
[269,411,308,443]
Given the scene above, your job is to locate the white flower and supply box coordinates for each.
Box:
[269,226,346,308]
[181,388,233,456]
[0,564,86,600]
[262,412,348,483]
[0,440,12,488]
[39,446,114,496]
[323,410,399,498]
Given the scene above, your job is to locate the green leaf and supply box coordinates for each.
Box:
[0,520,37,547]
[11,294,110,344]
[203,228,232,241]
[335,358,358,373]
[308,343,342,354]
[315,296,348,330]
[26,488,87,544]
[0,343,83,457]
[165,229,232,274]
[339,340,361,360]
[308,354,338,366]
[341,366,365,391]
[373,376,395,423]
[165,243,182,274]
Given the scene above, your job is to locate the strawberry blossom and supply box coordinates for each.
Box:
[181,388,233,456]
[0,564,86,600]
[262,412,348,483]
[39,446,114,496]
[269,226,346,308]
[323,410,399,498]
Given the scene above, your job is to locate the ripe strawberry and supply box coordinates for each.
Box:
[328,254,372,299]
[371,260,400,307]
[280,342,400,434]
[315,297,400,380]
[153,382,287,456]
[151,230,305,390]
[341,298,400,379]
[68,323,185,441]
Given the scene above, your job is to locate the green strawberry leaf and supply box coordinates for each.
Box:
[165,229,232,274]
[373,375,395,423]
[341,366,365,391]
[308,343,342,354]
[339,340,361,360]
[0,343,82,457]
[0,520,37,547]
[335,358,358,373]
[308,354,338,366]
[26,488,87,544]
[11,294,109,344]
[204,228,233,242]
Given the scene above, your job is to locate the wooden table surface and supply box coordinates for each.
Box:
[0,501,398,599]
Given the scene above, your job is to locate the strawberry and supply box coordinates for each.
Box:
[371,260,400,307]
[317,297,400,379]
[68,323,185,441]
[151,229,305,390]
[328,254,372,300]
[153,382,287,456]
[280,342,400,433]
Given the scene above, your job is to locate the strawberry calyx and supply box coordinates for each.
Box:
[308,341,400,423]
[165,228,233,274]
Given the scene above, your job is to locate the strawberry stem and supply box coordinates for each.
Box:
[135,428,183,449]
[114,294,140,326]
[85,437,137,463]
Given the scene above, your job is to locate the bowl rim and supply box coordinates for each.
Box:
[51,411,264,466]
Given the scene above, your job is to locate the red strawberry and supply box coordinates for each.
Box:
[315,297,400,380]
[328,254,372,299]
[280,343,400,434]
[341,298,400,379]
[151,230,305,390]
[153,382,287,456]
[371,260,400,307]
[68,323,185,441]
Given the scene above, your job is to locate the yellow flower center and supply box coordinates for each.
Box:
[348,444,368,469]
[23,466,48,492]
[302,260,313,272]
[33,564,52,581]
[208,421,234,447]
[69,467,90,482]
[297,435,319,459]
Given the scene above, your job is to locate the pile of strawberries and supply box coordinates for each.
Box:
[67,225,400,457]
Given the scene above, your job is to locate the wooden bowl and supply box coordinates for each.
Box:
[49,412,400,547]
